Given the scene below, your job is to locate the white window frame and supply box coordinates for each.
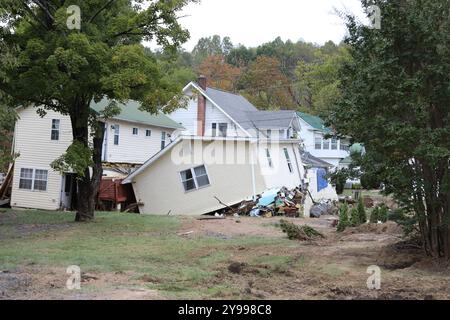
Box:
[132,127,139,136]
[145,129,152,137]
[283,148,294,173]
[267,129,272,139]
[179,165,211,192]
[323,139,330,150]
[19,168,48,192]
[113,124,120,145]
[265,148,273,168]
[161,131,167,150]
[331,137,338,150]
[314,135,322,150]
[51,119,60,141]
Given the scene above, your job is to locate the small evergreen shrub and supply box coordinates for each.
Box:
[370,206,379,223]
[350,207,360,227]
[337,202,349,232]
[357,197,367,224]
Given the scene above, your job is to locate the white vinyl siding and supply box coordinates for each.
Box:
[104,120,176,164]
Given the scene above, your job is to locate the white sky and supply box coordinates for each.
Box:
[176,0,367,51]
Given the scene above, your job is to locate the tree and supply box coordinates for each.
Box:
[192,35,233,65]
[196,55,241,91]
[296,46,350,117]
[239,56,295,109]
[357,197,366,224]
[330,0,450,258]
[337,202,349,232]
[226,45,256,68]
[0,0,195,221]
[349,207,360,227]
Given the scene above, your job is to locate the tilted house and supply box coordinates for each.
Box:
[10,100,183,211]
[122,76,309,216]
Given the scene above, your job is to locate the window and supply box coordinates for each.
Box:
[323,139,330,150]
[340,141,350,151]
[161,131,166,150]
[33,170,48,191]
[19,168,33,190]
[113,125,120,145]
[279,129,285,139]
[265,148,273,167]
[180,165,210,192]
[331,138,338,150]
[51,119,60,141]
[218,123,228,137]
[132,128,139,136]
[283,148,293,173]
[19,168,48,191]
[146,129,152,137]
[267,129,272,139]
[211,123,217,137]
[314,135,322,150]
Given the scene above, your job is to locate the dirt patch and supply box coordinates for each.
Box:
[178,216,335,239]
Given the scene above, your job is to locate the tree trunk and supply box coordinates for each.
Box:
[71,102,105,222]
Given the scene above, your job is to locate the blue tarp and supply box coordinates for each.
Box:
[317,168,328,192]
[257,188,279,206]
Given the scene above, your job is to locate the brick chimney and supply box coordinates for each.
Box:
[197,75,207,136]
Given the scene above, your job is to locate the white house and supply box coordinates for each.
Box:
[297,112,351,168]
[10,100,183,211]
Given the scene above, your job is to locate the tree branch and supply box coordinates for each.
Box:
[88,0,116,23]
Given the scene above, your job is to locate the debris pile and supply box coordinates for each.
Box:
[244,187,306,218]
[279,219,325,241]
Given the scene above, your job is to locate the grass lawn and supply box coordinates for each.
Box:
[1,208,448,300]
[0,209,292,299]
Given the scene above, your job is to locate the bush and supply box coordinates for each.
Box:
[357,197,367,224]
[388,208,417,236]
[337,202,349,232]
[370,206,379,223]
[279,220,324,240]
[378,204,389,223]
[350,207,360,227]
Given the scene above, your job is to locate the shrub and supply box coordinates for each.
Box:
[279,220,324,240]
[370,206,379,223]
[357,197,367,224]
[350,207,360,227]
[378,204,389,223]
[337,202,349,232]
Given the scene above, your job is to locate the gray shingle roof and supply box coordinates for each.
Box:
[300,151,333,168]
[204,87,296,131]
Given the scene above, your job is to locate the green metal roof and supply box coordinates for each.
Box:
[91,99,184,130]
[297,112,331,133]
